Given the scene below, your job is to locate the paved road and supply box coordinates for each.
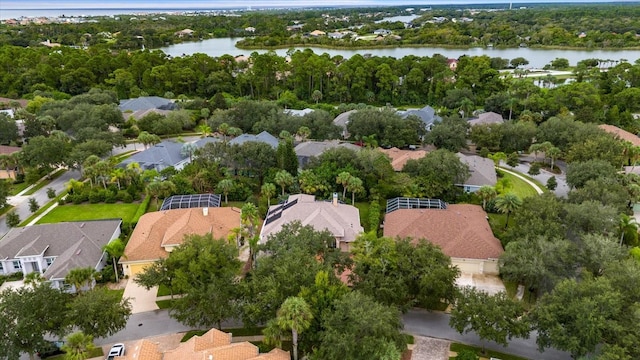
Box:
[501,157,570,198]
[0,169,81,238]
[92,309,571,360]
[403,309,572,360]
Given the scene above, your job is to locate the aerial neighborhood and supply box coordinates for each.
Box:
[2,3,640,360]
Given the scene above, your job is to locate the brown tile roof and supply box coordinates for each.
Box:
[379,147,428,171]
[247,348,291,360]
[122,207,241,263]
[383,204,503,260]
[120,329,290,360]
[598,124,640,146]
[118,340,163,360]
[0,145,20,155]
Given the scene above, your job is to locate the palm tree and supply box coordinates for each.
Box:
[261,183,276,207]
[196,124,212,137]
[274,170,294,196]
[103,238,126,283]
[296,126,311,142]
[476,185,497,210]
[147,181,163,207]
[336,171,353,201]
[298,169,327,195]
[217,122,230,142]
[241,203,260,267]
[110,168,125,190]
[495,193,523,229]
[24,272,45,287]
[61,331,96,360]
[181,142,197,162]
[528,143,542,162]
[276,297,313,360]
[546,146,561,170]
[65,178,85,194]
[347,176,364,205]
[619,214,639,246]
[64,267,97,293]
[125,161,142,186]
[217,178,234,204]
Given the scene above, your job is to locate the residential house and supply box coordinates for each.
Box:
[456,153,497,192]
[286,24,305,31]
[160,193,222,211]
[373,28,392,36]
[0,145,21,179]
[0,97,28,109]
[467,111,504,126]
[174,28,194,37]
[0,109,15,118]
[244,26,256,33]
[598,124,640,147]
[123,108,172,121]
[294,140,361,168]
[119,96,176,113]
[284,108,315,117]
[328,31,346,39]
[309,30,326,37]
[383,199,504,277]
[397,105,442,132]
[379,147,428,171]
[120,207,241,277]
[119,328,289,360]
[229,131,279,149]
[260,194,364,252]
[0,220,122,292]
[118,140,189,172]
[333,109,357,138]
[447,58,458,71]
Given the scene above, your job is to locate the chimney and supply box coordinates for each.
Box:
[203,207,209,216]
[332,192,338,207]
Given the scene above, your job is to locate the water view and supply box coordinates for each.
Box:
[160,37,640,68]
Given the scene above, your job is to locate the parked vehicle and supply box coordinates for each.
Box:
[106,343,125,360]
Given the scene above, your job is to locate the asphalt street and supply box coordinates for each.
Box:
[91,309,572,360]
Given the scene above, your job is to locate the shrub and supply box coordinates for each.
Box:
[104,192,117,203]
[46,187,56,199]
[116,190,134,203]
[547,176,558,191]
[455,350,479,360]
[528,162,541,175]
[88,191,103,204]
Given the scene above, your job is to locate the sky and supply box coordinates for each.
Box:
[2,0,636,9]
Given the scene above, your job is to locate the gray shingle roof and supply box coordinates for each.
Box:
[229,131,279,148]
[398,105,442,127]
[0,220,121,280]
[119,141,187,170]
[295,140,360,158]
[467,112,504,126]
[333,110,357,129]
[456,153,497,187]
[119,96,176,112]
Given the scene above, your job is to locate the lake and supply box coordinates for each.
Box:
[160,37,640,68]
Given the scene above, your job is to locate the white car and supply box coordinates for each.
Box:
[106,343,125,359]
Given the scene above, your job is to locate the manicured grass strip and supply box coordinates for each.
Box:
[23,168,66,196]
[504,168,549,193]
[157,284,172,297]
[450,342,529,360]
[19,191,68,227]
[0,205,13,217]
[9,181,30,196]
[37,203,140,224]
[156,299,173,309]
[110,150,138,163]
[497,170,539,199]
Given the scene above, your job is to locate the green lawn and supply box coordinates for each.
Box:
[37,203,140,224]
[498,170,539,199]
[9,181,30,195]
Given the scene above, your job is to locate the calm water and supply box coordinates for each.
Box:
[160,37,640,68]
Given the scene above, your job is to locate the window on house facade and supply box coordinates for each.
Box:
[45,258,54,266]
[0,262,3,272]
[12,261,22,270]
